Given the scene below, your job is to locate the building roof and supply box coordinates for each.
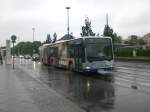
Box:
[143,33,150,39]
[59,34,75,40]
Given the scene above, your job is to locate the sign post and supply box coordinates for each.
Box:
[11,35,16,69]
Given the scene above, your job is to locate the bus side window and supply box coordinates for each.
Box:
[81,47,85,62]
[54,47,58,57]
[68,49,74,58]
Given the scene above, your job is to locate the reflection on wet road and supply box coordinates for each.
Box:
[16,59,150,112]
[47,68,115,111]
[32,64,115,111]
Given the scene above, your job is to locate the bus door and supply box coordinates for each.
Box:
[74,46,82,71]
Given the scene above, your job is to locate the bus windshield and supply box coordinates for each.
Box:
[85,38,113,62]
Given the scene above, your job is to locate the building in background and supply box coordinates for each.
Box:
[142,33,150,46]
[5,40,11,64]
[128,35,139,45]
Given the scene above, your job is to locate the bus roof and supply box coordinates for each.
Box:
[42,36,112,46]
[55,36,112,43]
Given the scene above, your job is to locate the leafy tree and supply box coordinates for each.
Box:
[46,34,52,43]
[138,38,146,45]
[103,24,122,43]
[113,33,122,43]
[52,32,57,43]
[80,17,95,37]
[12,41,42,55]
[32,41,42,53]
[103,24,114,37]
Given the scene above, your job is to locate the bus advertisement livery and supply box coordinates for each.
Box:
[39,36,114,73]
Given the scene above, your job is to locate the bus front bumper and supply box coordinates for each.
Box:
[82,67,113,73]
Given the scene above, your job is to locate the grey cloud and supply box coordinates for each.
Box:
[116,10,150,37]
[11,0,42,10]
[0,0,150,45]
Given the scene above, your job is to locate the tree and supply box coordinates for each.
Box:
[46,34,52,43]
[32,41,42,53]
[80,17,95,37]
[112,33,122,43]
[52,32,57,43]
[12,41,42,55]
[103,24,114,37]
[139,38,146,45]
[103,24,122,43]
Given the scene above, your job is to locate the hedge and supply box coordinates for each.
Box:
[114,48,133,57]
[115,48,150,57]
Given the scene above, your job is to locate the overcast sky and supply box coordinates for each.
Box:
[0,0,150,46]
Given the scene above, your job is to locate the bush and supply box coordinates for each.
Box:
[114,48,133,57]
[137,49,150,57]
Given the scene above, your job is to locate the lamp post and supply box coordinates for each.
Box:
[17,36,20,56]
[66,7,71,38]
[11,35,17,69]
[32,28,35,42]
[32,28,35,55]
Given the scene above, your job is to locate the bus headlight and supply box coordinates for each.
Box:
[85,67,91,69]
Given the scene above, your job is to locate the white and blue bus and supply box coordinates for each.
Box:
[39,36,114,73]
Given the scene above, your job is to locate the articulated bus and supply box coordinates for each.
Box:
[39,36,114,73]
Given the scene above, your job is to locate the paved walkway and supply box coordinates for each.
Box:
[0,64,40,112]
[0,64,84,112]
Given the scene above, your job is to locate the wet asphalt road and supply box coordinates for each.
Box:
[16,59,150,112]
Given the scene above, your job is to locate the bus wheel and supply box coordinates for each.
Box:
[69,63,73,71]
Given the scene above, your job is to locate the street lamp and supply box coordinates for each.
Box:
[32,27,35,42]
[17,36,20,56]
[32,28,35,55]
[11,35,17,69]
[66,7,71,38]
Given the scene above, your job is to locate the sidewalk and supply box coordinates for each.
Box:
[0,64,40,112]
[0,64,84,112]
